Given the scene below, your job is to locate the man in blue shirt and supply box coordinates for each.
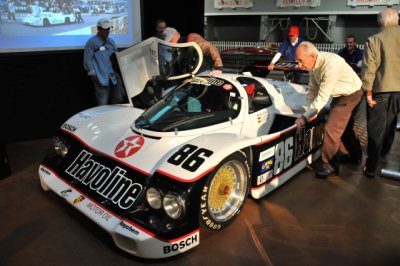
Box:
[338,35,363,74]
[84,18,124,105]
[268,25,304,70]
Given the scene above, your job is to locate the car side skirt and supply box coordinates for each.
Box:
[251,148,321,199]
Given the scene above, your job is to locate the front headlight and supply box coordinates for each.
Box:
[146,187,162,209]
[53,137,68,157]
[163,193,185,219]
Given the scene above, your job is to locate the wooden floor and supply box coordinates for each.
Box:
[1,129,400,266]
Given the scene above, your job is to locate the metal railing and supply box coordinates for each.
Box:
[210,41,364,53]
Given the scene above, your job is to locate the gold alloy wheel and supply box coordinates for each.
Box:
[207,160,247,222]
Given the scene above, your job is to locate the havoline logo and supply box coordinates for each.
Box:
[65,150,143,209]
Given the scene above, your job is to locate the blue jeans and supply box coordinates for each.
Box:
[92,76,124,106]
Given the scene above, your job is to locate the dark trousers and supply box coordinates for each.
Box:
[366,92,400,172]
[0,142,11,179]
[322,89,363,167]
[341,95,363,161]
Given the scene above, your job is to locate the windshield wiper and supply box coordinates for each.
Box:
[163,113,215,131]
[136,115,180,129]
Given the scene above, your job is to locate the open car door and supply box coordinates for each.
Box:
[115,37,203,106]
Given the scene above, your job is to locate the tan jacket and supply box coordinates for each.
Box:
[361,25,400,93]
[304,52,362,119]
[187,33,223,68]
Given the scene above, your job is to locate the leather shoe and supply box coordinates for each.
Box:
[315,164,337,179]
[340,154,361,165]
[363,166,375,178]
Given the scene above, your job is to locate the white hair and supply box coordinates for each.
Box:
[163,27,178,42]
[378,7,399,27]
[297,41,318,56]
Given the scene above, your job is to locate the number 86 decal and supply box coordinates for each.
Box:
[167,144,213,172]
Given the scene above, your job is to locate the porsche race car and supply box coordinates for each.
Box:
[23,11,76,26]
[38,37,326,259]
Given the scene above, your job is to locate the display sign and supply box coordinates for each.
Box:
[276,0,321,7]
[214,0,253,9]
[347,0,399,6]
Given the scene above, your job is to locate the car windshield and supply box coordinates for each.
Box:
[135,77,241,132]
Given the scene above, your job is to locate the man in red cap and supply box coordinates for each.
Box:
[268,25,304,71]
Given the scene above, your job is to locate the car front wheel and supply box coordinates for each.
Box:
[200,152,250,230]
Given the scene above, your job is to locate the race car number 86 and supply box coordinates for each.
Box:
[167,144,213,172]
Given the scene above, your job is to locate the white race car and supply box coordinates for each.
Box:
[23,12,76,26]
[38,37,325,259]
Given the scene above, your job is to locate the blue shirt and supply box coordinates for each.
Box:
[278,37,304,61]
[338,47,363,67]
[83,35,118,86]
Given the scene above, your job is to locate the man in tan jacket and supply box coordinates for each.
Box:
[294,41,363,179]
[361,7,400,177]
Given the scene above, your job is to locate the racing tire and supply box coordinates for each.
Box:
[43,18,50,26]
[200,152,250,230]
[65,17,70,24]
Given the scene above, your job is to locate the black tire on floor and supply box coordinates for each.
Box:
[200,151,250,230]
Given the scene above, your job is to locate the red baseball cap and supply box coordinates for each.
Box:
[288,26,299,36]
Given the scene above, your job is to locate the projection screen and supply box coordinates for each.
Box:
[0,0,142,53]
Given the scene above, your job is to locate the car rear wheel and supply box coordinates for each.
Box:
[43,18,50,26]
[65,17,70,24]
[200,152,250,230]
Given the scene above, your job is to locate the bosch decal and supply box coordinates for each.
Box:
[114,135,145,158]
[65,150,143,209]
[61,123,77,133]
[163,234,199,254]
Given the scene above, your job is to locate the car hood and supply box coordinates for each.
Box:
[115,37,203,106]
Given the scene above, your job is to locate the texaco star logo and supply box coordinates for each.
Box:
[223,84,233,90]
[114,135,145,158]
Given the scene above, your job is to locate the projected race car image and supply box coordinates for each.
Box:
[0,0,140,53]
[38,38,326,259]
[23,11,77,26]
[1,0,127,32]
